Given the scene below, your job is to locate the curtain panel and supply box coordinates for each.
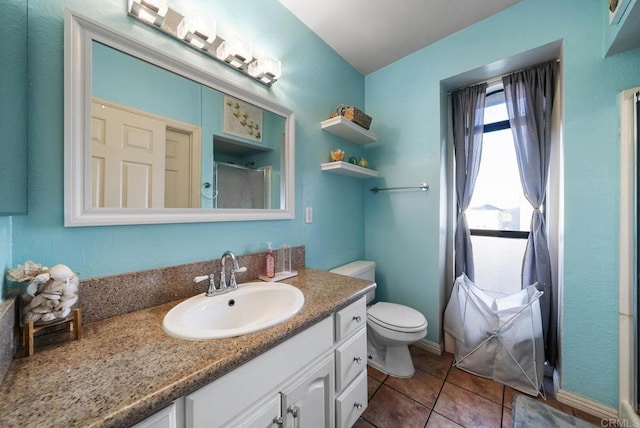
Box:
[452,83,487,281]
[503,60,559,366]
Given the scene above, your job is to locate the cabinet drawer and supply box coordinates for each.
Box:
[335,370,367,428]
[335,297,366,342]
[335,328,367,391]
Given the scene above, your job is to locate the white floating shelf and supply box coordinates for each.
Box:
[320,116,378,144]
[320,161,379,178]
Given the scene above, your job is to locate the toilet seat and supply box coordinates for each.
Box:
[368,302,427,333]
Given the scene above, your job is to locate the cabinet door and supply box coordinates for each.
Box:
[133,399,184,428]
[222,394,281,428]
[281,356,334,428]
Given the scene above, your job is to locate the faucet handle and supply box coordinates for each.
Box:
[193,275,209,283]
[234,266,247,274]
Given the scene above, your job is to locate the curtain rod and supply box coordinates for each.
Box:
[449,58,560,95]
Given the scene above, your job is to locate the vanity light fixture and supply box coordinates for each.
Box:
[216,32,253,70]
[177,16,216,51]
[248,53,282,85]
[128,0,168,27]
[127,1,281,86]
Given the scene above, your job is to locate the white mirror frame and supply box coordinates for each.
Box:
[64,9,294,226]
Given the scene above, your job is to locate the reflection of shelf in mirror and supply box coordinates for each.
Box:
[320,161,379,178]
[213,134,272,155]
[320,116,378,144]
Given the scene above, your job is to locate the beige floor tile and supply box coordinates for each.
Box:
[410,347,454,379]
[385,368,445,409]
[367,365,388,383]
[362,384,431,428]
[353,417,376,428]
[368,376,381,399]
[446,366,504,405]
[503,386,517,409]
[434,382,503,428]
[426,411,463,427]
[502,406,512,428]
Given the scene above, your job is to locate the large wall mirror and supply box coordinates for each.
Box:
[64,10,294,226]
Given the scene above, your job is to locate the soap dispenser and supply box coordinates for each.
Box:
[264,242,275,278]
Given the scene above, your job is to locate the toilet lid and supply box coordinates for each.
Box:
[368,302,427,333]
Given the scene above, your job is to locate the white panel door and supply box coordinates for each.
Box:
[91,101,166,208]
[165,128,199,208]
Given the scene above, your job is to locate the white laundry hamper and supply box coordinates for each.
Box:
[444,274,545,397]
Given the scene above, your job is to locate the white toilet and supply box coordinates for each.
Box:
[330,260,428,378]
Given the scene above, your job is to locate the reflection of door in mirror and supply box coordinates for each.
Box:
[91,40,284,211]
[91,100,202,208]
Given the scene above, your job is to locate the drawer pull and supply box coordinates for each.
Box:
[354,402,363,409]
[353,356,362,364]
[353,315,362,322]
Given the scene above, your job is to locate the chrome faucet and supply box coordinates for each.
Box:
[220,251,247,292]
[192,251,247,296]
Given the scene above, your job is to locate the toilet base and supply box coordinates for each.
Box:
[367,340,416,378]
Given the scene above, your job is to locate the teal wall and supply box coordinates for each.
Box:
[364,0,640,409]
[0,0,27,215]
[12,0,366,282]
[0,218,11,300]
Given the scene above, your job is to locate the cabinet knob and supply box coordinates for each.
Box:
[352,315,362,322]
[354,402,363,409]
[273,416,284,427]
[353,356,362,364]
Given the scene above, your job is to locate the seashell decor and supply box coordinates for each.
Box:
[6,261,79,325]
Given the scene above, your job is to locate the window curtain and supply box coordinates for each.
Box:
[502,60,558,366]
[452,83,487,281]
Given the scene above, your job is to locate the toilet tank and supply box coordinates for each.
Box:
[330,261,377,304]
[330,260,376,281]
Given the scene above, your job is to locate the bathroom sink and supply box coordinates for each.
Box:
[162,282,304,340]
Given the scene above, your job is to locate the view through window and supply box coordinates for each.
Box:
[465,87,532,295]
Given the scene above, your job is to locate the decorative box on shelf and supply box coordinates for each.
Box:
[330,105,372,130]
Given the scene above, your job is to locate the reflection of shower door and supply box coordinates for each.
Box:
[214,162,270,209]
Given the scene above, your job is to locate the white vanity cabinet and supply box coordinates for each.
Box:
[133,399,185,428]
[185,317,334,427]
[280,356,334,427]
[333,298,368,427]
[137,297,369,428]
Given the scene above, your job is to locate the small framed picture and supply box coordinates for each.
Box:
[223,95,263,142]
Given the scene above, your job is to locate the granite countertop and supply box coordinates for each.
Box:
[0,268,374,428]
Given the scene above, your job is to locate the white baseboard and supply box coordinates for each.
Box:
[556,388,618,421]
[413,339,443,355]
[620,401,640,428]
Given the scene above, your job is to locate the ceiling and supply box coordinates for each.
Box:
[278,0,521,75]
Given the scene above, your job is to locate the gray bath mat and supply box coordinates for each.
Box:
[512,395,597,427]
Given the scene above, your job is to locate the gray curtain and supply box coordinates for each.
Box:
[502,60,558,366]
[452,83,487,281]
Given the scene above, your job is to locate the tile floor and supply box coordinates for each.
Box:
[355,347,603,428]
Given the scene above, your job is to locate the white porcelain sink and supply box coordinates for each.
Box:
[163,282,304,340]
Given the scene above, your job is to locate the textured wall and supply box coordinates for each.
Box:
[0,0,27,215]
[14,0,367,281]
[364,0,640,409]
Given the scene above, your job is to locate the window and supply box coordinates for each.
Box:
[465,86,534,294]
